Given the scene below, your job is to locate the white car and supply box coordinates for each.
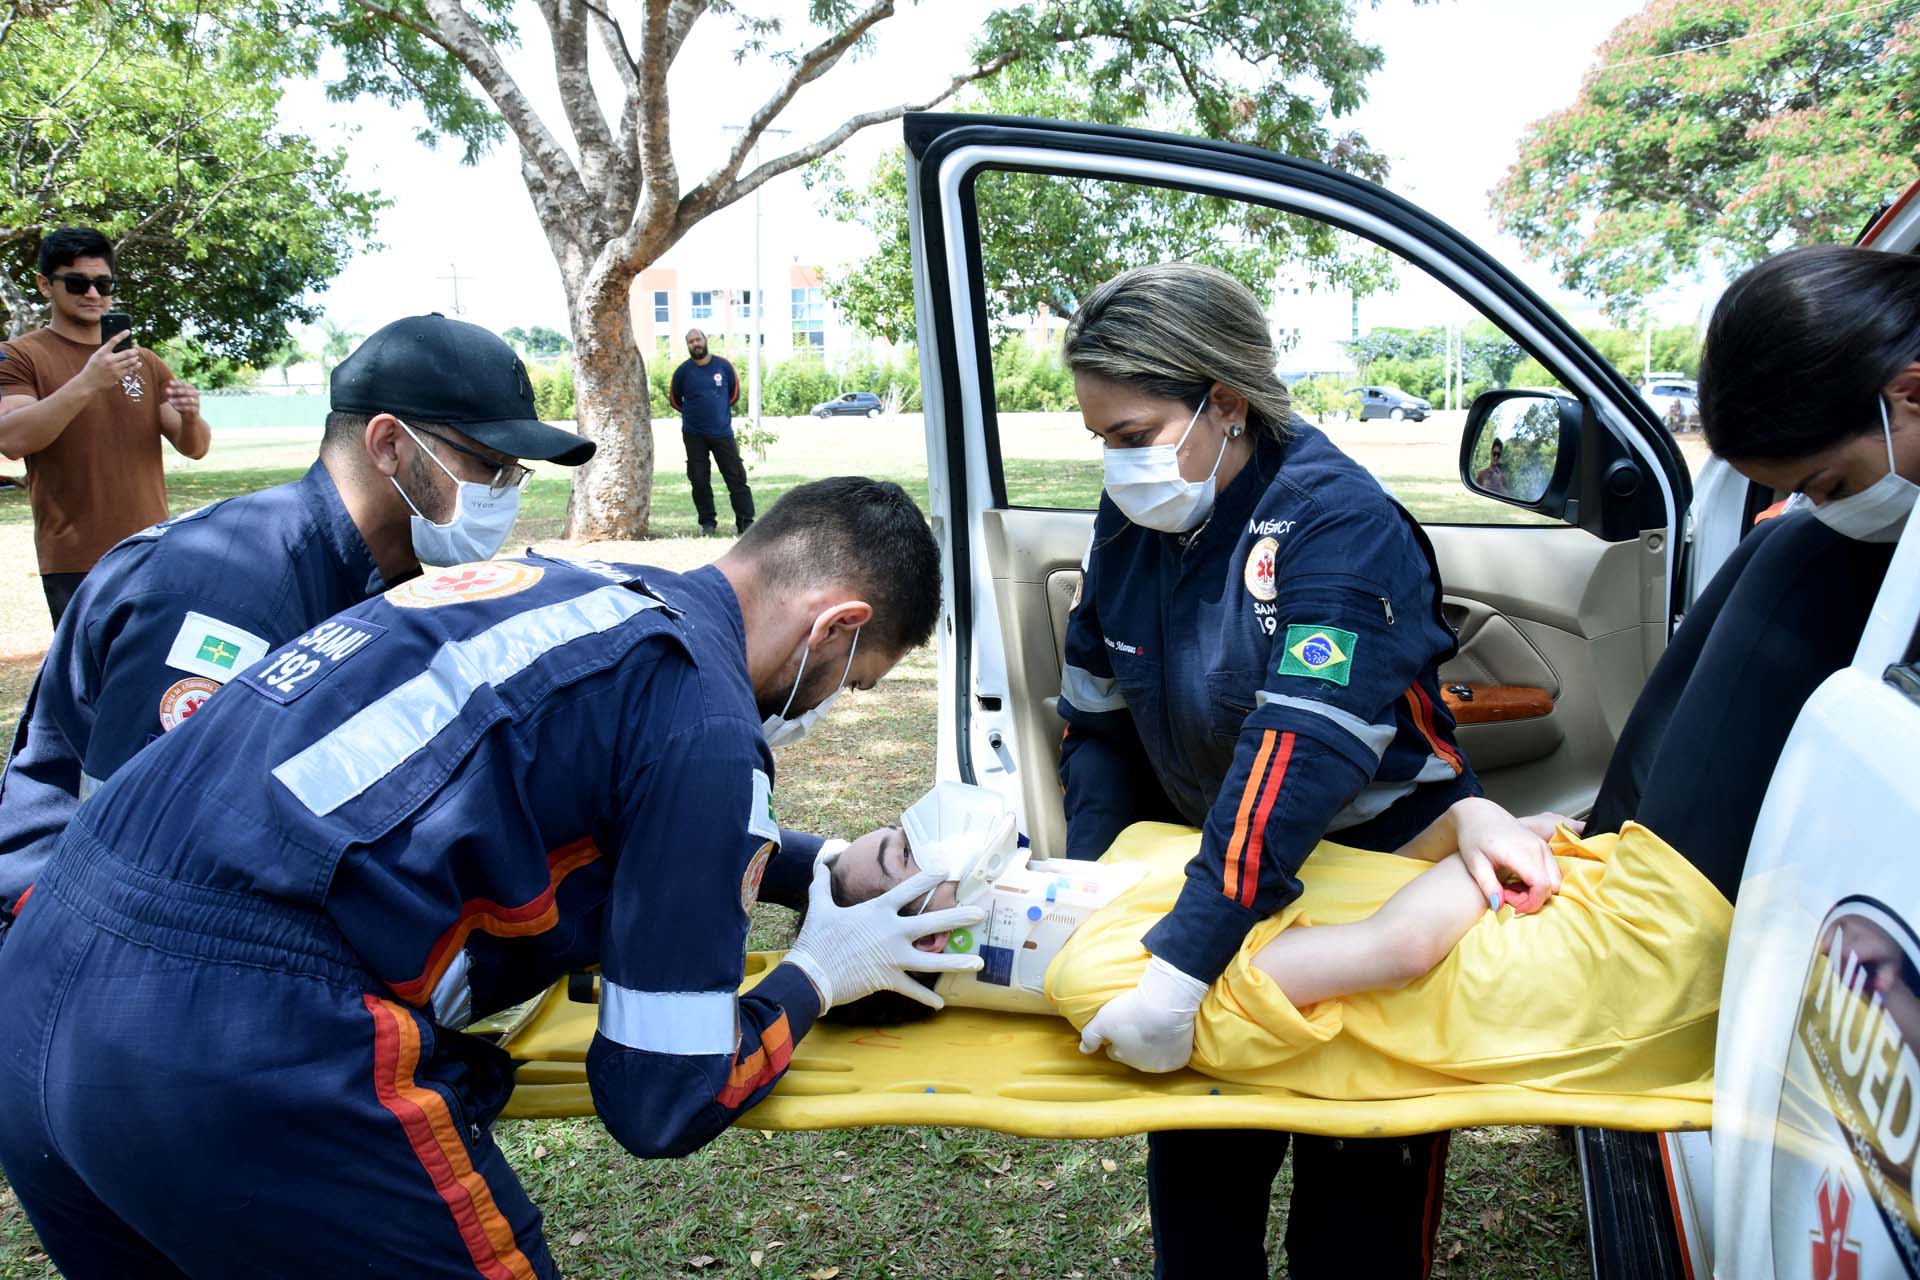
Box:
[902,113,1920,1277]
[1640,374,1700,432]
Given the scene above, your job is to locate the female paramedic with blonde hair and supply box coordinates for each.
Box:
[1053,262,1560,1280]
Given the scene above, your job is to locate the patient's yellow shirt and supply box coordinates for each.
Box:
[1047,822,1731,1104]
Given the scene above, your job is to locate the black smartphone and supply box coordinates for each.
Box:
[99,312,132,349]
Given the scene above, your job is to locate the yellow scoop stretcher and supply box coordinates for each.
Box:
[495,958,1712,1140]
[494,821,1726,1139]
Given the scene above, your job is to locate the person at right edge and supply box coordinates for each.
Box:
[1585,243,1920,898]
[1055,263,1561,1279]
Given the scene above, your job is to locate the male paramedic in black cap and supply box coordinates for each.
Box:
[0,314,594,946]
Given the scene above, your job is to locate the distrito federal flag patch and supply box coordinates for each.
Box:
[1277,624,1357,686]
[164,611,270,683]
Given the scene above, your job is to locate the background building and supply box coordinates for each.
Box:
[628,185,873,368]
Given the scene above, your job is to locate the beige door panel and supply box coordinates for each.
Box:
[1426,526,1659,818]
[984,513,1662,850]
[981,509,1094,857]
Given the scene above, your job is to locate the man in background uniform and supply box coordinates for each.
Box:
[669,326,755,535]
[0,314,593,944]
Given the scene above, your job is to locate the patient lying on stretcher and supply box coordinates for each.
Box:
[825,785,1731,1102]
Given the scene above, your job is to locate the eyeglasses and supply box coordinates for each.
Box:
[408,423,534,497]
[50,273,114,296]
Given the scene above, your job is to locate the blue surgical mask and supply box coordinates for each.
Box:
[391,420,522,566]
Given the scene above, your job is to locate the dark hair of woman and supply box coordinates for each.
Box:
[1699,245,1920,461]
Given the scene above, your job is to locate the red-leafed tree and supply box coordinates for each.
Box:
[1495,0,1920,320]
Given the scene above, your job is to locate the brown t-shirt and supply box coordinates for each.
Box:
[0,327,174,573]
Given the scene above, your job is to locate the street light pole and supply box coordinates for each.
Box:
[723,124,790,436]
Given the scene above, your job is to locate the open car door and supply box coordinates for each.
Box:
[902,112,1690,853]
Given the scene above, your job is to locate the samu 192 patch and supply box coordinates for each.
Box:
[240,617,387,705]
[1277,624,1357,686]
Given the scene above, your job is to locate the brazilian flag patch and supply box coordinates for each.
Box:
[1278,624,1358,686]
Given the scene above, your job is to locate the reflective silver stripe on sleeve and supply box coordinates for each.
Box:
[1255,691,1397,760]
[273,585,658,815]
[78,770,103,801]
[1327,779,1416,832]
[429,948,474,1029]
[599,982,738,1056]
[1060,661,1126,713]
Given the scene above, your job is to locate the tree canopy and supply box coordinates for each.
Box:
[306,0,1433,538]
[815,56,1400,344]
[0,0,384,365]
[1494,0,1920,319]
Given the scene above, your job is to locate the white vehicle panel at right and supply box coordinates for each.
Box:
[1715,518,1920,1278]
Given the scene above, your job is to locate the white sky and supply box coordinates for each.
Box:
[277,0,1705,342]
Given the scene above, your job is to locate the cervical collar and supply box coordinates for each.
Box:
[899,782,1025,907]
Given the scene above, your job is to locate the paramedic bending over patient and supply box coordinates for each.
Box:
[1054,263,1562,1280]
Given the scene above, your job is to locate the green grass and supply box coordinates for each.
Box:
[0,467,1591,1279]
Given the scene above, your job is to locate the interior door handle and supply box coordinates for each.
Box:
[1441,682,1554,724]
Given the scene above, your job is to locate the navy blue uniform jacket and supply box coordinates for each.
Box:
[1057,422,1480,984]
[72,554,823,1157]
[0,461,385,911]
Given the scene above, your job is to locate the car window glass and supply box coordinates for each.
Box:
[974,169,1558,525]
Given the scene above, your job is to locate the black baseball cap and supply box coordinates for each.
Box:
[331,314,595,466]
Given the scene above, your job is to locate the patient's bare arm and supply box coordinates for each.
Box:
[1249,857,1485,1007]
[1249,798,1578,1008]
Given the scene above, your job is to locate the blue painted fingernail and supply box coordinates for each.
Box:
[1488,892,1500,912]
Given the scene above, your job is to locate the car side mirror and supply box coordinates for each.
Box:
[1459,389,1581,518]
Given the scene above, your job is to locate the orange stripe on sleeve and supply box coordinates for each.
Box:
[715,1013,794,1109]
[1236,731,1295,909]
[1222,730,1278,902]
[363,996,539,1280]
[389,839,602,1004]
[1405,685,1465,775]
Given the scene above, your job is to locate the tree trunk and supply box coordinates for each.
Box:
[0,271,41,337]
[564,268,654,540]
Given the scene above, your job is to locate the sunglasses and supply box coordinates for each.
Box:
[50,273,114,296]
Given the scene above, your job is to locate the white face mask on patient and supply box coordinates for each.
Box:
[1811,395,1918,544]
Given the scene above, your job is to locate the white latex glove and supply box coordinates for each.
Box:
[1077,955,1209,1072]
[784,858,986,1013]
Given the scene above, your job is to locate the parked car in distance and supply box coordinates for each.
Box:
[1347,384,1431,422]
[1639,374,1700,433]
[811,391,884,418]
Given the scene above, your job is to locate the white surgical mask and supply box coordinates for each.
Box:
[391,420,522,566]
[761,617,860,748]
[1811,396,1917,544]
[1102,396,1229,532]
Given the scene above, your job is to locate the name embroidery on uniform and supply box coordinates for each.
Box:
[1104,636,1146,657]
[241,618,388,705]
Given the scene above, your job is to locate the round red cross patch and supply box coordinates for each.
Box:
[158,676,220,731]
